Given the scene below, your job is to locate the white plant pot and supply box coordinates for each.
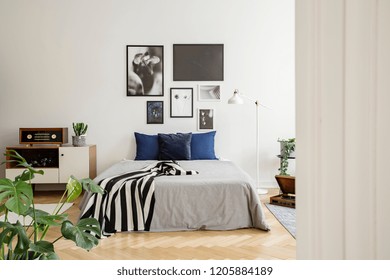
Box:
[72,135,86,147]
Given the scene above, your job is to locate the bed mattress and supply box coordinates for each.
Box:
[79,160,270,232]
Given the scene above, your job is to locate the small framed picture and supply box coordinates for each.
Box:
[147,101,164,124]
[170,88,193,118]
[198,109,215,131]
[198,85,221,101]
[127,45,164,96]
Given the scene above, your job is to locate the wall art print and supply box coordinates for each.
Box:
[198,108,215,131]
[147,101,164,124]
[170,88,193,118]
[173,44,224,81]
[127,45,164,96]
[198,85,221,101]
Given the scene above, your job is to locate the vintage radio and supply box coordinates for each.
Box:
[19,127,68,145]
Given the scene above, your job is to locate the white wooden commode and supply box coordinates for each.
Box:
[5,145,96,184]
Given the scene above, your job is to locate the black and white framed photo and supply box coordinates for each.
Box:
[173,44,224,81]
[198,109,215,131]
[170,88,193,118]
[198,85,221,101]
[147,101,164,124]
[127,45,164,96]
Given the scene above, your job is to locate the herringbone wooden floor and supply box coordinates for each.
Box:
[35,189,296,260]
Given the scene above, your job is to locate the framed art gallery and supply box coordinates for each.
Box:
[127,45,164,96]
[170,88,193,118]
[173,44,224,81]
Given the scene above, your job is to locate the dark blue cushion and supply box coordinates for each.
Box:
[158,133,192,160]
[134,132,159,160]
[191,131,217,160]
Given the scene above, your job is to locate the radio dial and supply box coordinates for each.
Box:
[51,134,57,139]
[27,134,33,140]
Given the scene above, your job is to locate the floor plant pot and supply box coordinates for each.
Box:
[275,175,295,195]
[72,135,86,147]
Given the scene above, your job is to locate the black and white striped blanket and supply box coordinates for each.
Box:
[80,161,198,237]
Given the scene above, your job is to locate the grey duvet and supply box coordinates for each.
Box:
[79,160,270,232]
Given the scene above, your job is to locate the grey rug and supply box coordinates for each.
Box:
[265,203,296,239]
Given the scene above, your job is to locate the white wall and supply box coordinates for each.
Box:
[0,0,295,187]
[297,0,390,259]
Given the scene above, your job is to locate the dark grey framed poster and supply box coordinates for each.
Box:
[127,45,164,96]
[173,44,224,81]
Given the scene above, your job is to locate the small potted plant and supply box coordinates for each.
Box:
[72,122,88,147]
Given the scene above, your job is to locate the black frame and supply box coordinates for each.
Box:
[126,45,164,96]
[198,108,215,131]
[170,88,194,118]
[173,44,224,81]
[147,101,164,124]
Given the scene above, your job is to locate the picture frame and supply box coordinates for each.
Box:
[127,45,164,96]
[197,109,215,131]
[173,44,224,81]
[170,88,193,118]
[198,85,221,101]
[147,101,164,124]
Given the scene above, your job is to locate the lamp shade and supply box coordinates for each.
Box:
[228,89,244,104]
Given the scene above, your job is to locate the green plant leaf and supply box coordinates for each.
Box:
[25,208,68,226]
[30,240,54,254]
[14,168,44,182]
[0,204,5,216]
[65,176,82,202]
[15,169,35,182]
[0,178,32,215]
[61,218,101,251]
[73,122,88,136]
[39,252,59,260]
[0,221,31,257]
[80,178,104,194]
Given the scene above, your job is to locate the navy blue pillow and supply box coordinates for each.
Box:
[158,133,192,160]
[134,132,159,160]
[191,131,217,160]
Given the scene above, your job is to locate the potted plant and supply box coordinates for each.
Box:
[72,122,88,147]
[0,150,104,260]
[275,138,296,196]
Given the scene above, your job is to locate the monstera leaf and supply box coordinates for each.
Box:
[65,176,83,202]
[0,221,30,259]
[61,218,101,251]
[1,150,102,260]
[0,178,33,215]
[4,150,44,182]
[79,178,104,194]
[30,241,54,255]
[25,207,68,226]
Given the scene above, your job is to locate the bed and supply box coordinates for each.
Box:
[79,132,270,235]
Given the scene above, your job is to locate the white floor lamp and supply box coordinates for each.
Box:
[228,89,268,195]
